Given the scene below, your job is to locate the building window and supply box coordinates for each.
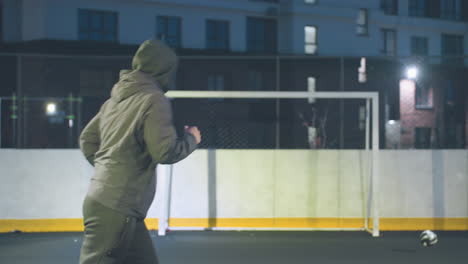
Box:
[356,9,368,36]
[208,74,225,91]
[441,0,462,20]
[304,26,317,54]
[442,34,464,64]
[381,0,398,15]
[411,36,429,56]
[206,20,230,51]
[307,77,316,103]
[248,71,264,90]
[415,127,432,148]
[381,29,396,56]
[247,17,277,53]
[358,57,367,83]
[157,16,182,48]
[415,83,433,109]
[409,0,427,17]
[78,9,118,42]
[442,34,464,55]
[445,80,455,105]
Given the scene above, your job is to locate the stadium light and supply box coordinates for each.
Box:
[46,103,57,116]
[406,66,418,80]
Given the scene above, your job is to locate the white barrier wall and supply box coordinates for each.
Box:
[0,149,467,221]
[0,150,91,219]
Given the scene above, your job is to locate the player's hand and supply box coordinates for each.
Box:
[185,126,202,144]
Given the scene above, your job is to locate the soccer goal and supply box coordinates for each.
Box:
[157,90,380,237]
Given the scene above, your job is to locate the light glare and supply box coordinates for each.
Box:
[46,103,57,116]
[406,67,418,79]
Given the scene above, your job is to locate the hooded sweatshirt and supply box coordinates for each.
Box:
[79,40,197,218]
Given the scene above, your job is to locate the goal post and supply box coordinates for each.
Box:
[158,90,380,237]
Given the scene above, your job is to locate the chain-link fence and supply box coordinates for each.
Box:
[0,53,466,149]
[0,95,83,148]
[171,98,372,149]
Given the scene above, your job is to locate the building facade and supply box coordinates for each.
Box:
[2,0,468,56]
[0,0,467,149]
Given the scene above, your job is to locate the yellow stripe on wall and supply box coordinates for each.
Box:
[168,218,365,228]
[0,219,159,233]
[378,218,468,231]
[1,218,467,233]
[144,218,160,230]
[0,219,85,233]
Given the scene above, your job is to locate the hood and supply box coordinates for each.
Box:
[132,39,178,92]
[111,39,178,102]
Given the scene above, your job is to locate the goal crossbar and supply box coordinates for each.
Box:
[158,90,380,237]
[166,91,378,100]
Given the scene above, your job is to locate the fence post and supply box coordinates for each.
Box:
[275,55,280,149]
[77,96,83,143]
[16,55,22,148]
[339,56,345,148]
[67,93,75,148]
[11,93,18,148]
[22,96,28,147]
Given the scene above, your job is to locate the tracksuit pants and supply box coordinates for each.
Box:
[79,196,158,264]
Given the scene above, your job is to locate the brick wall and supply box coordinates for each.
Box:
[399,80,436,148]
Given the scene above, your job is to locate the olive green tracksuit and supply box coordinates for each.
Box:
[79,40,198,264]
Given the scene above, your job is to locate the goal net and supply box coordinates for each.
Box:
[156,91,380,237]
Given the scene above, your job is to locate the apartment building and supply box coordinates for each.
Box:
[0,0,467,149]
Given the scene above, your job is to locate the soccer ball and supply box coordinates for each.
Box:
[420,230,438,247]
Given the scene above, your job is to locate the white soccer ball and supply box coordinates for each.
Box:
[420,230,438,247]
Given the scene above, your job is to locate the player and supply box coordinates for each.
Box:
[78,39,201,264]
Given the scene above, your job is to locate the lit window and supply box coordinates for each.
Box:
[356,9,368,36]
[304,26,317,54]
[358,57,367,83]
[307,77,316,103]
